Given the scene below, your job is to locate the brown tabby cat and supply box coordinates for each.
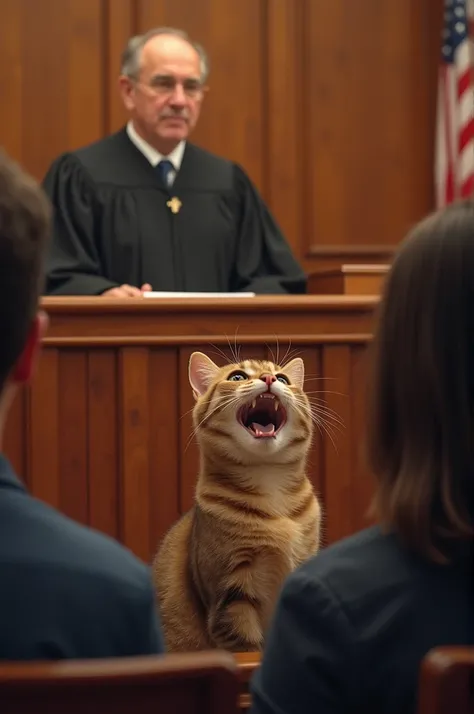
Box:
[152,351,321,652]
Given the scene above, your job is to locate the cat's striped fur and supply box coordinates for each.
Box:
[152,352,321,652]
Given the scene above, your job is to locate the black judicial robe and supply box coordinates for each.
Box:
[42,128,306,295]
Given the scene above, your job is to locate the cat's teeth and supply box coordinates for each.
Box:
[252,399,257,408]
[274,401,279,411]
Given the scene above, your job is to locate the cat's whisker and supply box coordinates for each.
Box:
[180,405,198,421]
[185,398,233,450]
[297,398,346,428]
[292,398,343,446]
[299,403,340,452]
[224,335,236,364]
[304,405,345,433]
[234,329,242,364]
[184,395,244,451]
[313,416,342,445]
[265,341,277,366]
[307,412,345,434]
[208,344,231,364]
[279,341,294,368]
[303,389,348,398]
[281,348,304,368]
[305,395,342,406]
[303,375,338,381]
[311,413,345,435]
[223,332,242,365]
[186,395,240,443]
[317,419,339,454]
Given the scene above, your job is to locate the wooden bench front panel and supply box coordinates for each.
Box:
[4,296,377,562]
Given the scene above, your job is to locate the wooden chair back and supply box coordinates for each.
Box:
[0,651,239,714]
[234,652,261,710]
[418,647,474,714]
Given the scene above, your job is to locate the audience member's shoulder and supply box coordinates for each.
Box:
[296,526,412,600]
[15,492,150,591]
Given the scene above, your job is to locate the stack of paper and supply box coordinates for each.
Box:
[142,291,256,298]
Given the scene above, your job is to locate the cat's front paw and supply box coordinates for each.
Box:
[208,600,263,652]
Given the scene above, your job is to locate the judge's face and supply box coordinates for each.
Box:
[120,35,205,153]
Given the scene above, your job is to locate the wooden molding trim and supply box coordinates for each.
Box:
[307,245,397,257]
[41,334,374,348]
[40,296,379,314]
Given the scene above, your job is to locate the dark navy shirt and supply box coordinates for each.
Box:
[0,455,164,659]
[251,525,473,714]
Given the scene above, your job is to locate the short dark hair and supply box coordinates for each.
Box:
[367,199,474,562]
[0,150,51,393]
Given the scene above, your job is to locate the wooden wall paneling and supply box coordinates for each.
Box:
[349,344,375,533]
[0,1,23,161]
[58,351,88,524]
[420,0,445,214]
[3,391,28,484]
[119,347,152,560]
[0,0,106,177]
[119,346,181,561]
[135,0,266,190]
[67,0,106,156]
[301,0,439,269]
[148,348,180,556]
[19,0,105,179]
[88,349,120,539]
[178,345,200,514]
[320,345,354,543]
[28,349,60,507]
[266,0,305,265]
[106,0,136,133]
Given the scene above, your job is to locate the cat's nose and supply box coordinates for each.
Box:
[260,374,276,387]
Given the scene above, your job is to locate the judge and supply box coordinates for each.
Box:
[42,27,306,297]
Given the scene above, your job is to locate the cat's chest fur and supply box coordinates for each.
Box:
[253,494,320,567]
[197,472,320,570]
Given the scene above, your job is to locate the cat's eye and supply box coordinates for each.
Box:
[276,374,290,385]
[227,371,249,382]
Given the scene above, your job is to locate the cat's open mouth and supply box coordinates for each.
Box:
[238,394,287,438]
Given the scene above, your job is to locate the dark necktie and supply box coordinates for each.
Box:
[157,159,174,188]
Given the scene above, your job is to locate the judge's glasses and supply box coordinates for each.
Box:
[135,75,204,99]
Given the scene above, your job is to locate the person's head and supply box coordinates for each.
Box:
[0,150,50,428]
[119,27,209,154]
[368,199,474,562]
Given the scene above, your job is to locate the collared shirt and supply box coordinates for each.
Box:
[126,120,185,185]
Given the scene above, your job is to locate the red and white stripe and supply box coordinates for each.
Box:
[435,0,474,208]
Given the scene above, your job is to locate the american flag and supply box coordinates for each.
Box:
[435,0,474,208]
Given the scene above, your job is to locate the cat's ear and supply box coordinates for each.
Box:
[283,357,305,390]
[189,352,220,399]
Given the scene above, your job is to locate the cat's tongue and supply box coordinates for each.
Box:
[252,423,275,438]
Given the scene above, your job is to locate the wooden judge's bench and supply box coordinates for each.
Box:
[4,266,388,563]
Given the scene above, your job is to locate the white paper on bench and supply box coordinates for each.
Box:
[142,291,256,298]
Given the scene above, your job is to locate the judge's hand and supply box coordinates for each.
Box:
[101,283,152,298]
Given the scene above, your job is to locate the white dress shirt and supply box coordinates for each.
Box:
[126,121,185,186]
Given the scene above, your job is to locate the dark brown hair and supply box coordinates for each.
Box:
[0,150,51,393]
[368,199,474,562]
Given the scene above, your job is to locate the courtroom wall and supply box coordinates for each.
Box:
[0,0,442,270]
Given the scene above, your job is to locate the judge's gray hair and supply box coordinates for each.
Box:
[121,27,210,83]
